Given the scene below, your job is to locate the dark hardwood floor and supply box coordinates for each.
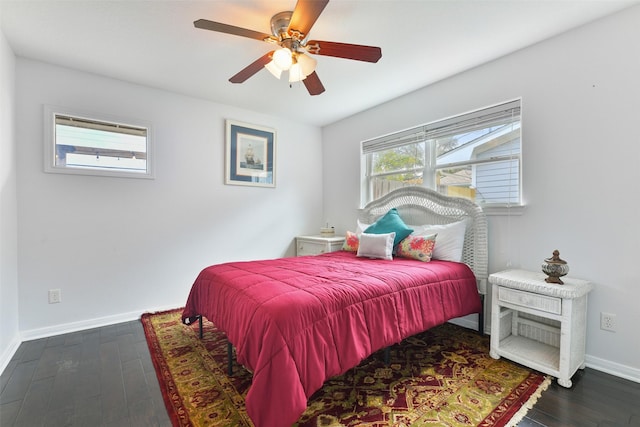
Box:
[0,320,171,427]
[519,367,640,427]
[1,320,639,426]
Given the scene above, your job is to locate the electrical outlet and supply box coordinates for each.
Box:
[600,312,616,332]
[48,289,62,304]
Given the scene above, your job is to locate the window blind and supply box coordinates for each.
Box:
[55,115,147,137]
[362,99,520,154]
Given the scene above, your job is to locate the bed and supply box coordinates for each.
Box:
[182,186,488,427]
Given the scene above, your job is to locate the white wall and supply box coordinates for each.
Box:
[0,18,20,373]
[14,59,323,338]
[322,5,640,382]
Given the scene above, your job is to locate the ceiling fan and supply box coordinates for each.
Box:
[194,0,382,96]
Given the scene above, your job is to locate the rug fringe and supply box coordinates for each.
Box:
[505,375,552,427]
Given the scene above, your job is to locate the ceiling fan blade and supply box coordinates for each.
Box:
[306,40,382,63]
[288,0,329,37]
[194,19,273,42]
[229,51,274,83]
[303,71,325,96]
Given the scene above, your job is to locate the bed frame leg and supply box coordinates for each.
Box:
[227,342,233,376]
[383,347,390,365]
[478,294,485,336]
[196,315,233,376]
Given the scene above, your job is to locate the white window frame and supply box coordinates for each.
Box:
[361,99,523,214]
[44,105,154,179]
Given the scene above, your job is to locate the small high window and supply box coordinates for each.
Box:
[44,106,153,179]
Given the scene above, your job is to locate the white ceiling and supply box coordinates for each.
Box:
[1,0,637,126]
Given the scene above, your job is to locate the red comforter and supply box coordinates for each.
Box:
[182,251,481,427]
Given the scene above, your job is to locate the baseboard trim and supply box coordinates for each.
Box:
[585,354,640,384]
[1,305,179,376]
[19,305,179,342]
[448,315,479,331]
[0,335,22,376]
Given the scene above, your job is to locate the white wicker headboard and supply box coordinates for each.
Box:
[358,186,488,294]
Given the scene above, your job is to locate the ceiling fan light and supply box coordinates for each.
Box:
[273,47,293,70]
[265,60,283,79]
[288,62,306,83]
[297,53,317,77]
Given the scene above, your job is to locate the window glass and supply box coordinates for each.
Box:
[368,141,424,200]
[433,121,520,205]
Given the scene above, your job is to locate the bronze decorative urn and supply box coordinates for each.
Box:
[542,250,569,284]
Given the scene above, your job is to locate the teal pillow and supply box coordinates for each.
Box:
[364,208,413,247]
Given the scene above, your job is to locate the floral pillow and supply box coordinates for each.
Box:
[396,233,438,262]
[411,220,467,262]
[342,231,360,252]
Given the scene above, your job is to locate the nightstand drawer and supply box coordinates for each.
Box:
[297,240,328,256]
[296,235,345,256]
[498,286,562,315]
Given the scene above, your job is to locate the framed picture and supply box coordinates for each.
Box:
[225,120,276,187]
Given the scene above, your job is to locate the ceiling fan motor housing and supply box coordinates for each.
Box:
[270,11,293,40]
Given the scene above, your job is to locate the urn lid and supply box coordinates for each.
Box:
[545,249,567,265]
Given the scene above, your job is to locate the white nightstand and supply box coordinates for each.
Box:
[296,235,345,256]
[489,269,593,388]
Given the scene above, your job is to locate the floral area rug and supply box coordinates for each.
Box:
[141,309,550,427]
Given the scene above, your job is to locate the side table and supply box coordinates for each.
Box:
[489,269,593,387]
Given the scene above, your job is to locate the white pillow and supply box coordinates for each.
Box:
[411,220,468,262]
[356,232,395,260]
[356,219,370,236]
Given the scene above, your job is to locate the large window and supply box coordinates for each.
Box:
[362,99,521,209]
[44,105,153,179]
